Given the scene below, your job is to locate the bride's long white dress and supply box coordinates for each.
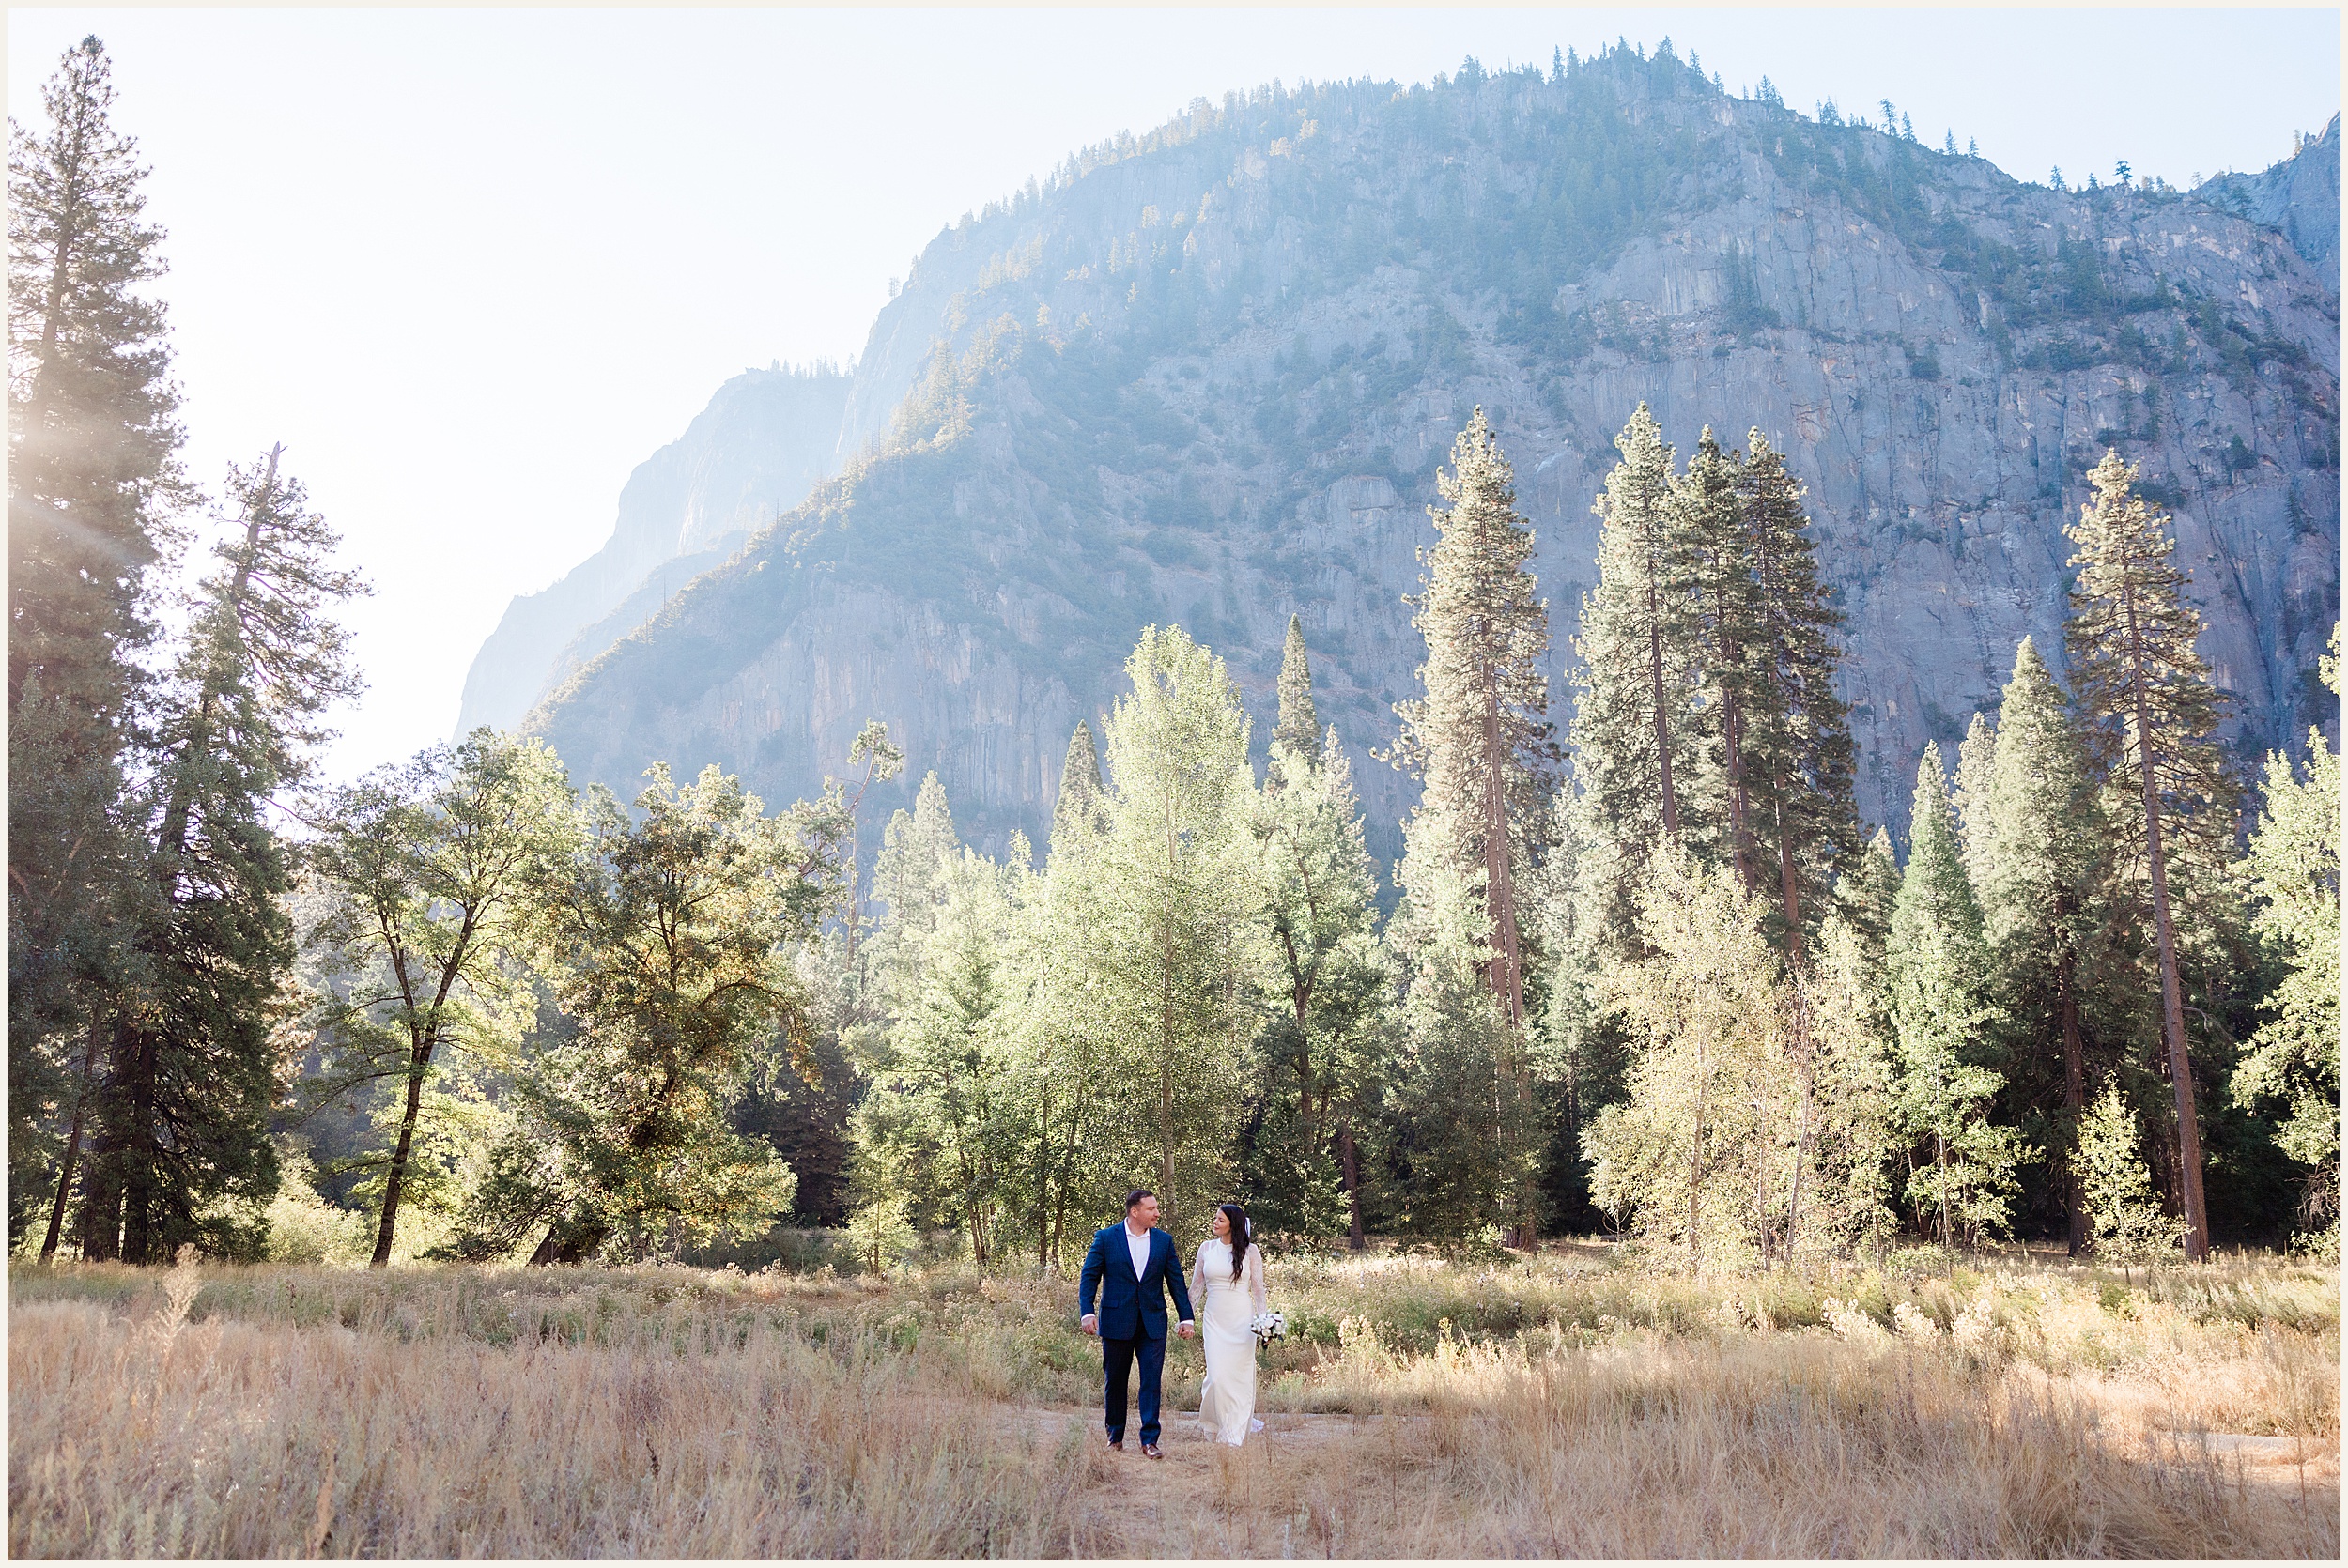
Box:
[1190,1237,1267,1446]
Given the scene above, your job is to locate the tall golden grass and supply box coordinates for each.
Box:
[8,1246,2337,1557]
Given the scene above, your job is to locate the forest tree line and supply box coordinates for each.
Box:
[9,39,2338,1271]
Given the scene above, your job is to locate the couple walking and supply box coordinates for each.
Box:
[1077,1189,1269,1456]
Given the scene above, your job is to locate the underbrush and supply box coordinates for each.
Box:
[8,1246,2337,1557]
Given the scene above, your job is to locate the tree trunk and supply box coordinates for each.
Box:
[1339,1124,1365,1250]
[2120,583,2210,1260]
[2055,915,2089,1256]
[370,1039,432,1268]
[1781,980,1815,1271]
[119,1027,158,1265]
[38,1016,105,1264]
[1689,1037,1706,1275]
[1646,567,1681,841]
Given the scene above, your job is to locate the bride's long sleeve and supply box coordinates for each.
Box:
[1246,1244,1267,1315]
[1191,1248,1207,1309]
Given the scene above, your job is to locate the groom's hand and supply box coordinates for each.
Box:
[1177,1320,1195,1339]
[1080,1314,1098,1335]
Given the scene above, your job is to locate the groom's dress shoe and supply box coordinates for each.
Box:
[1142,1442,1164,1460]
[1106,1437,1124,1451]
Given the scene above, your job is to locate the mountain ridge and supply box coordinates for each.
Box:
[489,48,2339,865]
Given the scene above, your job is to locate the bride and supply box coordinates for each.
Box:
[1190,1203,1268,1446]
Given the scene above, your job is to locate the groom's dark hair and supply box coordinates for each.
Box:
[1124,1188,1154,1212]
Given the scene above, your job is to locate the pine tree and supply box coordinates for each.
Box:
[1050,719,1108,843]
[2074,1078,2186,1264]
[1735,431,1860,971]
[1887,745,2026,1246]
[76,453,365,1263]
[1392,407,1558,1029]
[1255,626,1386,1250]
[2064,451,2233,1259]
[8,37,189,1243]
[1568,404,1694,952]
[2232,625,2340,1255]
[1845,828,1901,957]
[1973,638,2109,1253]
[1678,429,1758,888]
[1271,614,1323,765]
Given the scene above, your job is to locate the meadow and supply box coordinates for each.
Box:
[7,1241,2338,1558]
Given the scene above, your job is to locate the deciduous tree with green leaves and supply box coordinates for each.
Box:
[467,761,847,1263]
[1089,625,1262,1230]
[303,730,580,1267]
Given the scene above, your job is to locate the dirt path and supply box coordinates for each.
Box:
[1000,1403,1430,1557]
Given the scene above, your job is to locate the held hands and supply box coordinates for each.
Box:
[1178,1321,1195,1339]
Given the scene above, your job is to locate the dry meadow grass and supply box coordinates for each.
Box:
[7,1242,2337,1557]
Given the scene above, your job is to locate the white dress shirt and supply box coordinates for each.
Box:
[1125,1221,1152,1283]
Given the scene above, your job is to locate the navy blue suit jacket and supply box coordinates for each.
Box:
[1078,1223,1195,1341]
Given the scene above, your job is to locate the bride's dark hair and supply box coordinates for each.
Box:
[1218,1204,1251,1282]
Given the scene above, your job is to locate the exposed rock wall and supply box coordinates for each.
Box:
[522,55,2340,870]
[456,364,850,732]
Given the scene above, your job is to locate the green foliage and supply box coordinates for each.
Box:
[2075,1079,2186,1265]
[304,730,582,1266]
[1886,746,2028,1246]
[2232,626,2341,1255]
[841,1195,920,1275]
[1582,853,1800,1272]
[458,762,835,1263]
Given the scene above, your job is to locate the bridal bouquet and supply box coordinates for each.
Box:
[1248,1308,1285,1346]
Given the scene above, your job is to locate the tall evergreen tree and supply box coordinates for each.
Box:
[1972,638,2109,1253]
[2063,451,2233,1259]
[1392,408,1557,1029]
[1254,626,1386,1249]
[73,453,365,1263]
[1271,614,1323,764]
[1679,429,1758,887]
[1568,404,1694,952]
[1886,746,2025,1246]
[1735,431,1859,970]
[1391,409,1555,1247]
[8,37,188,1241]
[1050,718,1108,843]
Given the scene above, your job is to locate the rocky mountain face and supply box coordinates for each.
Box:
[499,47,2340,869]
[457,363,850,732]
[2200,113,2340,284]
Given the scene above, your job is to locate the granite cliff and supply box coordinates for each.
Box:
[483,48,2340,867]
[457,362,850,732]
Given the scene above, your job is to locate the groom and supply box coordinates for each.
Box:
[1078,1189,1194,1458]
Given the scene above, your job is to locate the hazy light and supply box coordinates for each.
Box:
[6,8,2335,783]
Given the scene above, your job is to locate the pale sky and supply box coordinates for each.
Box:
[8,6,2339,783]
